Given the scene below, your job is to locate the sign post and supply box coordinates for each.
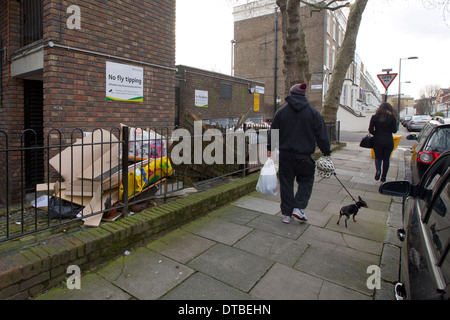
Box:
[377,71,398,102]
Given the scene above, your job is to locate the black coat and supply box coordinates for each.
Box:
[268,94,331,156]
[369,114,398,146]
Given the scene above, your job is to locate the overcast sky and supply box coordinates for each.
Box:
[176,0,450,100]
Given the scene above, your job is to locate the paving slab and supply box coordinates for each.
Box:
[182,215,253,245]
[300,209,332,228]
[187,243,273,293]
[318,281,372,300]
[250,263,323,300]
[207,204,261,225]
[147,229,216,264]
[161,272,252,300]
[246,214,308,240]
[96,247,194,300]
[294,245,374,296]
[36,273,131,300]
[233,229,308,267]
[325,214,387,243]
[232,195,281,215]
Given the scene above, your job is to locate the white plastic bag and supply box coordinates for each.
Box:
[256,158,278,195]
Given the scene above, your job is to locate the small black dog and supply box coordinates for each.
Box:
[337,196,368,228]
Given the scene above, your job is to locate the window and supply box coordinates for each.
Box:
[21,0,44,47]
[325,41,330,69]
[425,127,450,153]
[331,46,336,70]
[420,153,450,217]
[326,12,331,35]
[426,172,450,283]
[332,18,336,41]
[220,82,232,100]
[417,123,434,145]
[337,26,341,45]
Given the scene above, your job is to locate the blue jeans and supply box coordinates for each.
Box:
[373,145,394,178]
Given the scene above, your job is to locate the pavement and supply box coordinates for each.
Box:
[35,142,409,301]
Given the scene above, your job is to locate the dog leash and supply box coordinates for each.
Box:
[333,172,358,204]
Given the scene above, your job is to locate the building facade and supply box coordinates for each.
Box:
[176,65,265,127]
[0,0,176,202]
[232,0,381,121]
[388,94,415,118]
[436,88,450,117]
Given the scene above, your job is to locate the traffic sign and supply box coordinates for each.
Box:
[377,73,398,90]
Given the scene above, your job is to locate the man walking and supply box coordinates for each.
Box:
[268,83,332,224]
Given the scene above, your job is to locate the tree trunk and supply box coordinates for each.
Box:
[322,0,369,122]
[276,0,311,97]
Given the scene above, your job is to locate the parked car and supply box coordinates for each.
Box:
[407,118,450,183]
[379,150,450,300]
[407,115,432,132]
[401,115,412,127]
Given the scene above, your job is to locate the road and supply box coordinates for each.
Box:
[340,124,415,148]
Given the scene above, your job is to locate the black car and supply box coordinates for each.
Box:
[407,119,450,184]
[379,150,450,300]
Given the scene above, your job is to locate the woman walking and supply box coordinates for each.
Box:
[369,102,398,182]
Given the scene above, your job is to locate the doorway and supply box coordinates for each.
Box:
[24,80,44,191]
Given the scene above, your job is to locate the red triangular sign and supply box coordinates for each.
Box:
[377,73,398,90]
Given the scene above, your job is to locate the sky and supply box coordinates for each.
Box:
[176,0,450,100]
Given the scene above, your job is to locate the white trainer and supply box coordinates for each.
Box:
[292,208,308,222]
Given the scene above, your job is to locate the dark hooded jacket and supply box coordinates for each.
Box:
[268,94,331,156]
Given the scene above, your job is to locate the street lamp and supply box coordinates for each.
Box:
[398,57,418,119]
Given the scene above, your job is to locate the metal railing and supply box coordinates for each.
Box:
[0,122,340,242]
[0,124,277,242]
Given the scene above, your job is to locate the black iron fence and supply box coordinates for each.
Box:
[0,122,340,242]
[0,124,265,242]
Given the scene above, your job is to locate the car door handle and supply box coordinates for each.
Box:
[397,229,406,242]
[394,283,407,300]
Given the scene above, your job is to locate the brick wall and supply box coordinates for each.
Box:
[0,0,176,204]
[0,0,26,204]
[234,7,327,115]
[176,65,265,125]
[43,0,176,135]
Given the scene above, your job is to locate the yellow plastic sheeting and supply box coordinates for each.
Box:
[371,135,403,159]
[119,156,173,200]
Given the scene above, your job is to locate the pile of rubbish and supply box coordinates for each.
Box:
[33,126,174,227]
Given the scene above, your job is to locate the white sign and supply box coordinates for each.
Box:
[311,85,323,90]
[255,86,265,94]
[106,62,144,102]
[195,90,208,108]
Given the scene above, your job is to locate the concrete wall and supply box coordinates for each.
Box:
[338,108,375,132]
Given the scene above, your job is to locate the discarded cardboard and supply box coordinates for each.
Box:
[45,128,180,228]
[49,129,119,185]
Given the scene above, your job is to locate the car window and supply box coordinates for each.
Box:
[425,127,450,153]
[419,153,450,215]
[417,124,434,144]
[426,174,450,284]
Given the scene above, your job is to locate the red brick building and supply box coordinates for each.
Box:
[0,0,176,202]
[233,1,381,120]
[176,65,265,127]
